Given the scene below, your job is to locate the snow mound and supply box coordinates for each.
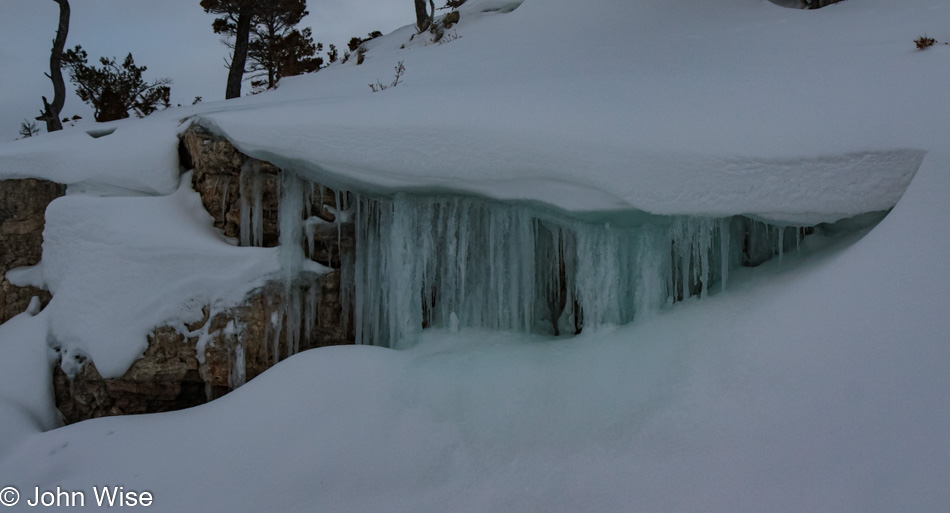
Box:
[2,0,941,223]
[185,0,945,224]
[3,145,950,511]
[0,310,59,460]
[0,115,182,195]
[202,107,924,224]
[0,0,949,510]
[38,172,281,378]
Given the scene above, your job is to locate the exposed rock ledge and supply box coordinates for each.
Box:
[0,179,63,324]
[51,125,353,424]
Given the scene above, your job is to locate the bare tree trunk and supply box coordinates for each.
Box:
[37,0,70,132]
[226,9,252,99]
[267,22,277,89]
[414,0,430,32]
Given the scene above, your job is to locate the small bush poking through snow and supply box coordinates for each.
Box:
[438,30,462,45]
[915,35,937,49]
[369,60,406,92]
[18,120,40,139]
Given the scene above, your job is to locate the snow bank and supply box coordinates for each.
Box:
[0,310,59,460]
[1,0,939,222]
[1,0,949,509]
[0,116,182,195]
[2,152,948,512]
[190,0,945,224]
[38,172,281,378]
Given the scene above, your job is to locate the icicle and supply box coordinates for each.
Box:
[220,176,229,223]
[238,159,264,247]
[334,189,343,262]
[719,217,730,292]
[277,170,307,358]
[633,225,665,321]
[305,222,316,262]
[306,182,316,218]
[231,342,245,388]
[457,204,470,324]
[251,170,264,247]
[239,162,252,247]
[777,226,784,264]
[270,307,282,364]
[224,320,246,390]
[680,228,689,303]
[699,220,710,299]
[303,284,319,345]
[340,189,804,347]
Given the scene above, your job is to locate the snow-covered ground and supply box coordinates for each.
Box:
[2,0,950,510]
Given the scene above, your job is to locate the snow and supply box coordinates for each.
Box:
[1,153,949,510]
[36,172,282,378]
[0,116,184,195]
[0,309,59,461]
[1,0,950,510]
[186,0,945,224]
[4,265,44,290]
[2,0,942,222]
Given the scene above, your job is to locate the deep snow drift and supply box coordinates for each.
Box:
[192,0,936,225]
[1,0,950,511]
[2,154,949,512]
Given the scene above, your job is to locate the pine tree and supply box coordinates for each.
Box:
[61,46,171,122]
[268,28,322,86]
[203,0,319,94]
[247,0,307,89]
[202,0,260,99]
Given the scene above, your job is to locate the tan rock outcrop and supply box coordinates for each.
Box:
[52,125,355,424]
[0,179,63,323]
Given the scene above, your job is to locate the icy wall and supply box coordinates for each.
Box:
[258,168,809,352]
[341,194,804,348]
[182,125,845,369]
[45,127,870,423]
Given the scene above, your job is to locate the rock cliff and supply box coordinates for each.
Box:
[0,179,63,323]
[50,125,354,423]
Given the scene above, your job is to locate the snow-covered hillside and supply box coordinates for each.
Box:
[1,0,949,511]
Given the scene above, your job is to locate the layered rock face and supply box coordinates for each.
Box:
[52,125,354,424]
[53,327,206,424]
[0,179,63,323]
[181,125,353,350]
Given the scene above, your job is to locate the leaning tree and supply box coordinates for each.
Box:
[36,0,70,133]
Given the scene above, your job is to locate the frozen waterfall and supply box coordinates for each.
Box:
[249,169,809,356]
[342,195,781,348]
